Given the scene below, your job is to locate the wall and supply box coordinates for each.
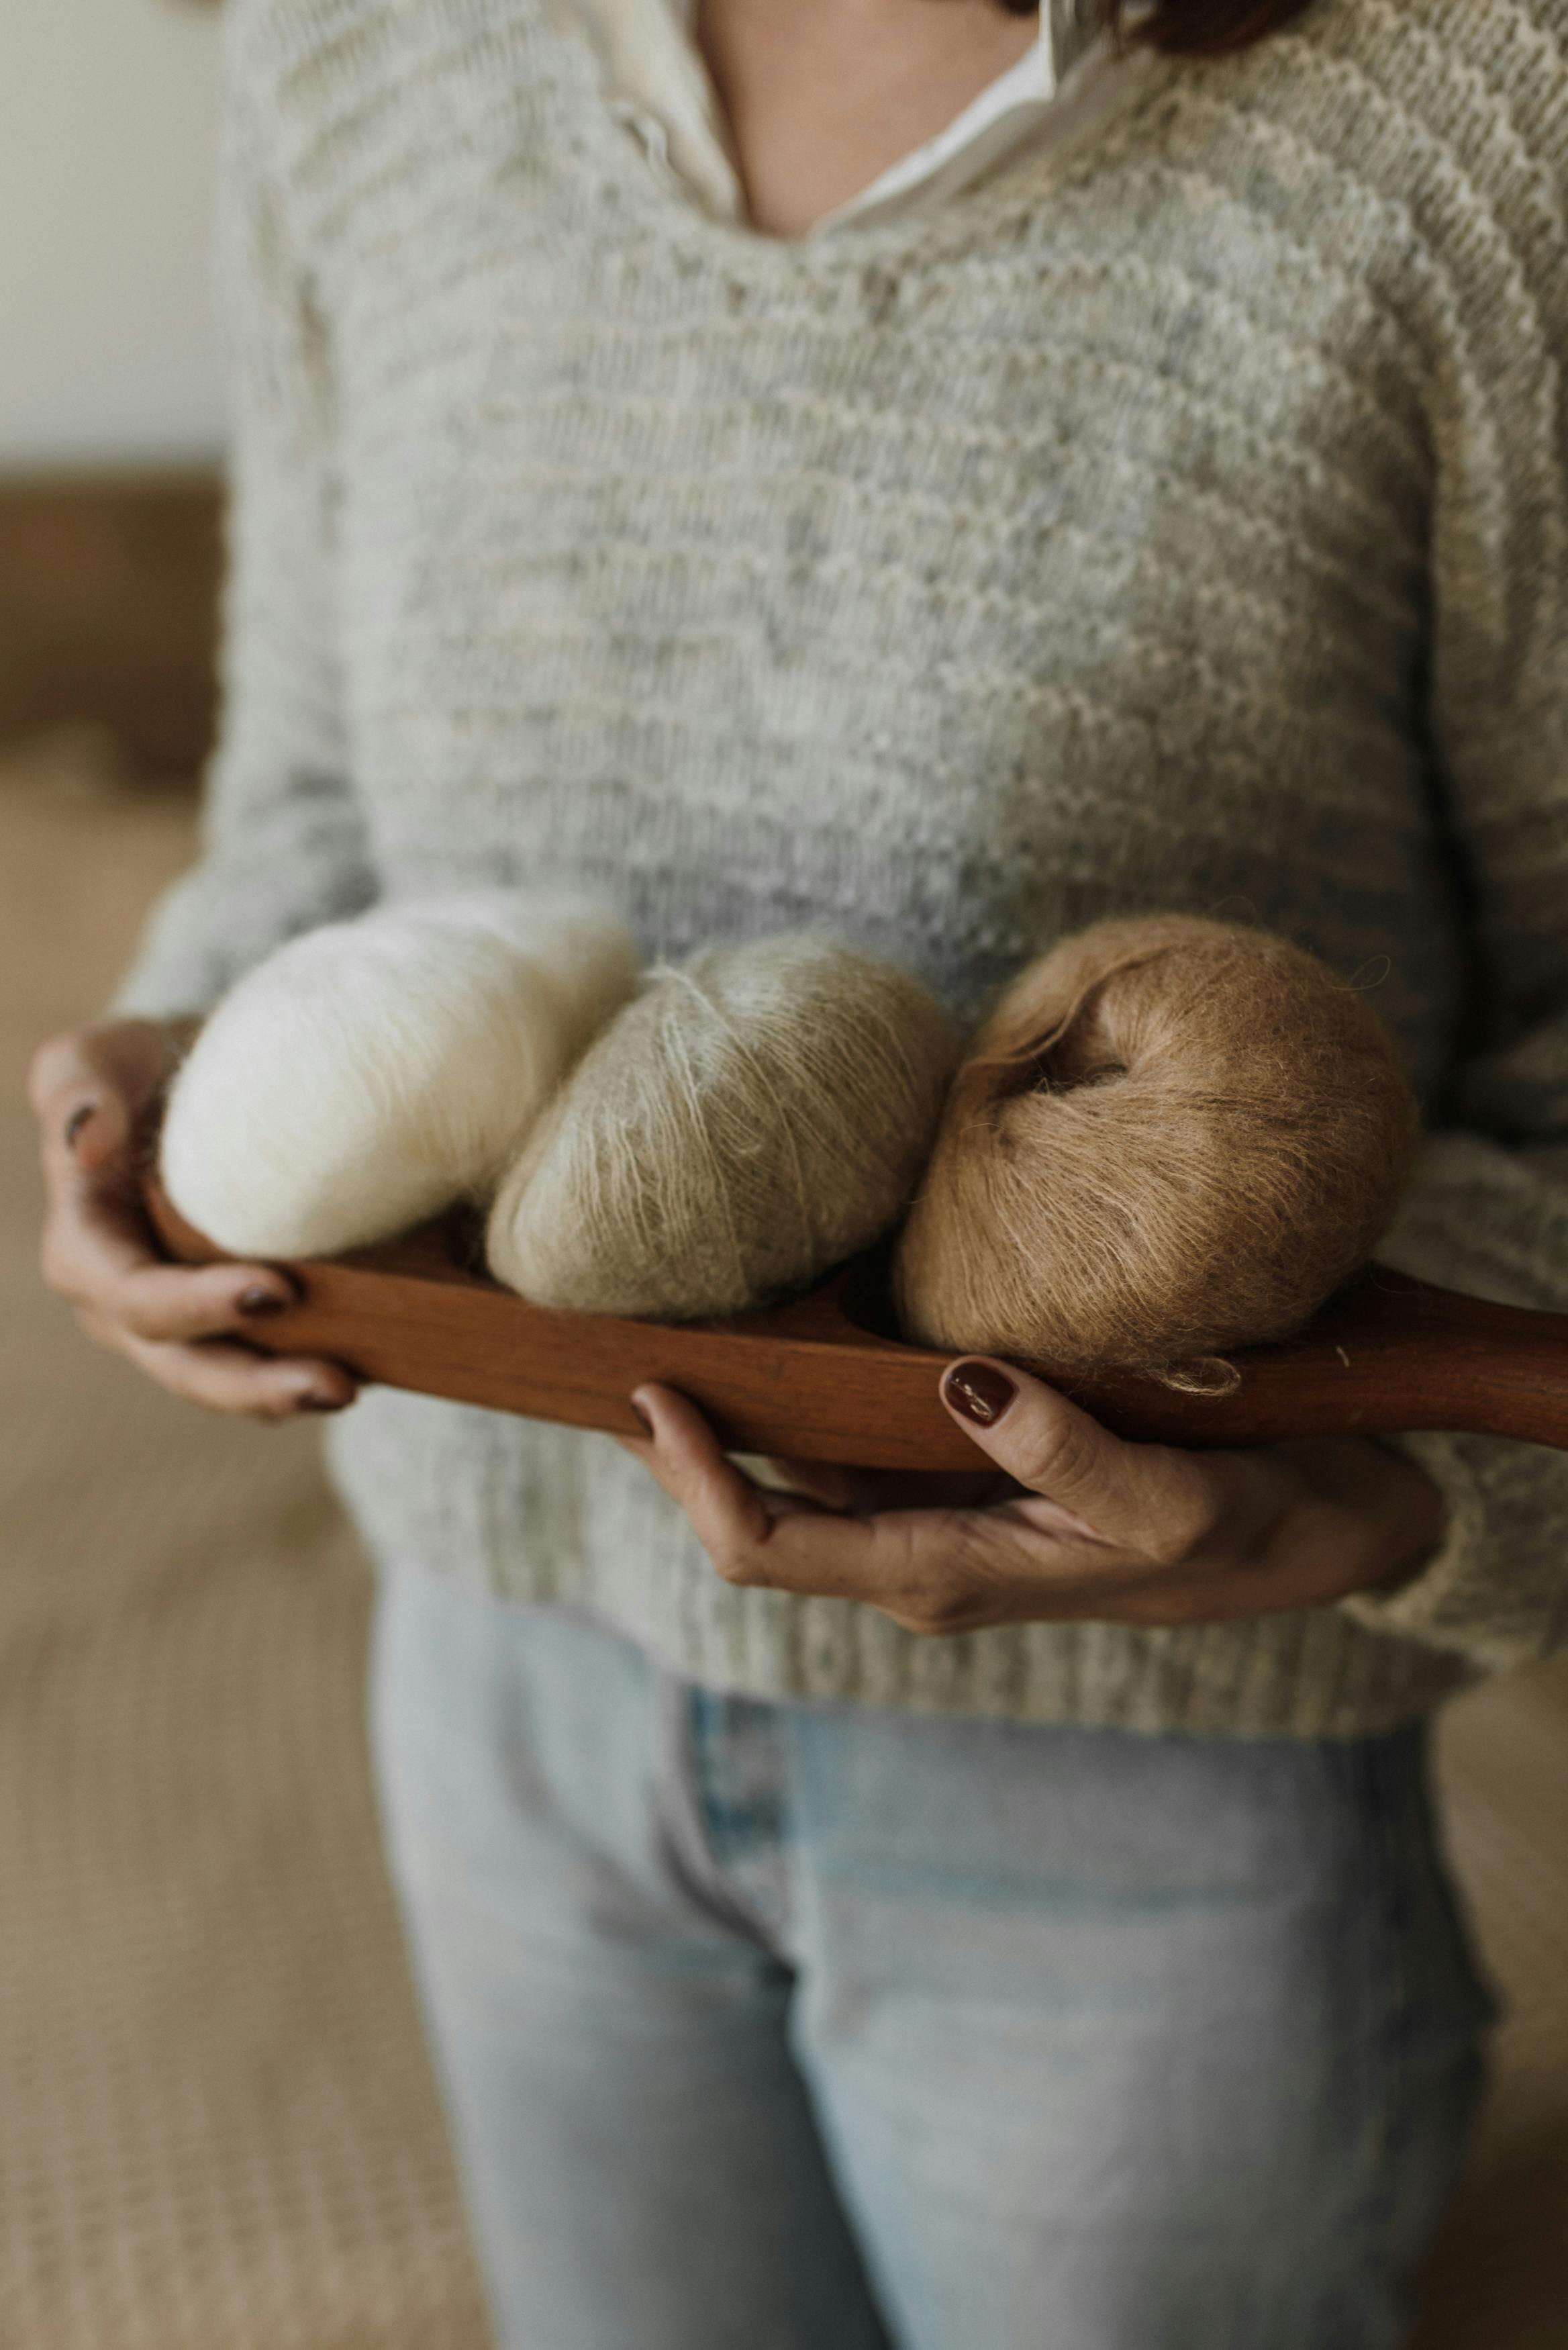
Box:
[0,0,225,469]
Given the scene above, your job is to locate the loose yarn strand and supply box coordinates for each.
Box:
[649,972,756,1305]
[648,960,821,1269]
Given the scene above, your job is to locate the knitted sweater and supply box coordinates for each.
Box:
[117,0,1568,1738]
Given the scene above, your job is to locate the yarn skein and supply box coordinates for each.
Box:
[893,914,1421,1382]
[159,892,638,1258]
[487,935,957,1319]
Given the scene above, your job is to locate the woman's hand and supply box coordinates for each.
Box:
[621,1359,1445,1634]
[31,1019,357,1421]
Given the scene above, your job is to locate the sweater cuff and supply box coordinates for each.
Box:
[1338,1429,1509,1666]
[104,976,213,1026]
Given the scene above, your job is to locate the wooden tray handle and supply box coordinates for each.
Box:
[142,1178,1568,1470]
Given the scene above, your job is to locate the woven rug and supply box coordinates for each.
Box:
[1,739,1563,2349]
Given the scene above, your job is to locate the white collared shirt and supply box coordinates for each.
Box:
[581,0,1130,233]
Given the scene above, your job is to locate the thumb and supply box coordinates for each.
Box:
[939,1357,1208,1552]
[30,1037,129,1173]
[32,1019,185,1175]
[64,1091,134,1174]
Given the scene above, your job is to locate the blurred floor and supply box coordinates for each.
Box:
[0,741,490,2350]
[0,741,1564,2349]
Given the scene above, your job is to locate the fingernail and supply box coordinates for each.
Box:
[238,1286,287,1317]
[64,1103,96,1152]
[299,1391,351,1413]
[943,1360,1017,1427]
[630,1399,654,1437]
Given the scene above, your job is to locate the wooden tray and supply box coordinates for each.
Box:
[144,1180,1568,1469]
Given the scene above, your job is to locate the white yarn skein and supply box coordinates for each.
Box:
[486,935,957,1319]
[159,892,639,1258]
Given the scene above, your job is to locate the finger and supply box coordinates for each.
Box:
[28,1031,96,1123]
[939,1358,1228,1562]
[44,1177,297,1337]
[34,1020,190,1176]
[630,1384,1026,1631]
[759,1458,869,1509]
[55,1090,133,1175]
[762,1458,1014,1513]
[100,1320,357,1419]
[628,1387,817,1548]
[614,1431,819,1501]
[630,1389,1193,1631]
[1069,1545,1379,1627]
[32,1035,138,1174]
[36,1074,132,1178]
[630,1385,904,1597]
[113,1263,302,1345]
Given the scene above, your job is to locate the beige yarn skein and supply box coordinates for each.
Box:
[487,936,957,1319]
[894,914,1420,1379]
[160,892,638,1258]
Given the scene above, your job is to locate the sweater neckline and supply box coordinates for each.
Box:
[550,5,1179,277]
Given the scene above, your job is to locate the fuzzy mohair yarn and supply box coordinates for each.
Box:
[894,914,1421,1380]
[159,892,638,1258]
[486,935,957,1319]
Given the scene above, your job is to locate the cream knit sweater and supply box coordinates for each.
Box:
[118,0,1568,1736]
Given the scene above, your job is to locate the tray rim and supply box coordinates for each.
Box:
[141,1179,1568,1465]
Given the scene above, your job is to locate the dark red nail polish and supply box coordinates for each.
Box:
[944,1360,1017,1427]
[238,1286,286,1317]
[64,1104,95,1151]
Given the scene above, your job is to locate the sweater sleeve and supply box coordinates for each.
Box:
[1340,19,1568,1669]
[111,15,377,1021]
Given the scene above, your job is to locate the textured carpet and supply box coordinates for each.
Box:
[0,741,489,2350]
[1,737,1564,2348]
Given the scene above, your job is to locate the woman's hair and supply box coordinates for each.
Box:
[999,0,1318,54]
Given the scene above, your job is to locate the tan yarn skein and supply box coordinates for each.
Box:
[894,915,1421,1380]
[487,935,957,1319]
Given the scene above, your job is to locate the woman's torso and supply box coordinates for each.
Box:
[283,0,1463,1076]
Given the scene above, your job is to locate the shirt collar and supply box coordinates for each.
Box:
[585,0,1116,236]
[818,9,1061,232]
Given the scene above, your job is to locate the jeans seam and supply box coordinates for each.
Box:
[650,1678,787,1953]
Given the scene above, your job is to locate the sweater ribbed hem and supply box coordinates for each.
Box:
[327,1390,1475,1740]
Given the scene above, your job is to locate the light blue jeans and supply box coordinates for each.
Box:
[369,1556,1493,2350]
